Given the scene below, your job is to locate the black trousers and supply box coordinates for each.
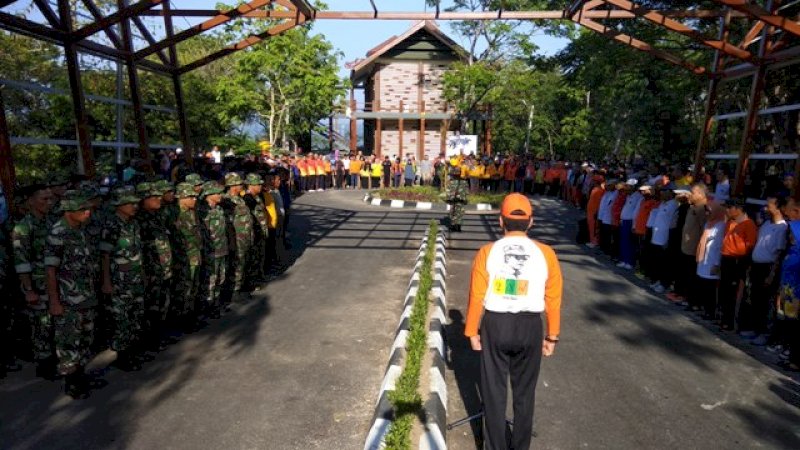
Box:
[692,276,719,317]
[720,256,748,328]
[674,253,697,298]
[480,311,543,450]
[739,262,776,333]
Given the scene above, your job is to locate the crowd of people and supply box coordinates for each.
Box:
[0,154,293,398]
[563,161,800,371]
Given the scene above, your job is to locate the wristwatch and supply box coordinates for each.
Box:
[545,336,559,343]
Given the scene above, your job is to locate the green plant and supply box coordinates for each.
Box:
[383,221,438,449]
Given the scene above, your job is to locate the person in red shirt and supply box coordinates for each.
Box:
[719,198,758,330]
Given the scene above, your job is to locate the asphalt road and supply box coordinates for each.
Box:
[445,196,800,449]
[0,190,438,450]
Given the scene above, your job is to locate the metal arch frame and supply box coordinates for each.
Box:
[0,0,799,205]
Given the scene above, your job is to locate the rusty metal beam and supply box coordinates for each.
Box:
[33,0,61,28]
[574,16,708,75]
[0,87,16,214]
[289,0,314,19]
[59,0,95,177]
[695,11,732,177]
[81,0,123,48]
[163,0,191,164]
[178,18,303,74]
[134,0,275,61]
[734,0,775,197]
[131,15,170,65]
[118,0,150,161]
[72,0,164,41]
[713,0,800,38]
[721,43,800,78]
[600,0,755,62]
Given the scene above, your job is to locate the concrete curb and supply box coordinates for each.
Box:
[364,229,432,450]
[363,193,497,212]
[420,230,448,450]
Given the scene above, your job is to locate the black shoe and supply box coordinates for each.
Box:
[113,352,142,372]
[64,371,90,399]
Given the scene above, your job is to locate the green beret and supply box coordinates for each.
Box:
[200,181,224,198]
[185,173,204,186]
[245,173,264,185]
[176,182,198,198]
[110,187,139,206]
[60,190,92,212]
[224,172,243,187]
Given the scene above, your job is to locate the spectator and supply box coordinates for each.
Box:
[618,180,643,270]
[597,181,618,255]
[719,198,758,330]
[586,175,605,248]
[671,184,708,305]
[349,156,362,190]
[649,188,679,294]
[403,158,415,187]
[777,199,800,370]
[693,202,726,319]
[420,155,434,186]
[381,156,392,189]
[714,168,730,202]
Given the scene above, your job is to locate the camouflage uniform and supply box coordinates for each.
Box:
[198,182,228,311]
[155,180,181,321]
[136,182,173,329]
[221,173,253,295]
[446,167,469,231]
[44,192,97,376]
[185,173,204,194]
[172,183,202,318]
[99,188,144,354]
[12,212,53,362]
[243,173,268,282]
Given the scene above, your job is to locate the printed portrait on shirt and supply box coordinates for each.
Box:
[492,244,530,297]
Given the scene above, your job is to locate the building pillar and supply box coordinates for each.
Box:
[419,100,425,160]
[375,118,382,157]
[399,100,404,156]
[0,88,16,213]
[349,89,357,153]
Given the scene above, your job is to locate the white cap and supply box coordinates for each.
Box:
[673,189,691,196]
[626,178,638,186]
[176,147,183,154]
[638,185,652,192]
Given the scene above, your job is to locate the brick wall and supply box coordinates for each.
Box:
[376,62,452,112]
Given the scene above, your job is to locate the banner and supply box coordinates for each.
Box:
[446,135,477,157]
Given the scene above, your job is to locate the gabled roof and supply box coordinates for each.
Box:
[350,21,468,82]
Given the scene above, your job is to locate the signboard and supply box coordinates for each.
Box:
[446,135,478,157]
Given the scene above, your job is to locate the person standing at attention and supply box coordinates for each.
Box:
[465,193,563,450]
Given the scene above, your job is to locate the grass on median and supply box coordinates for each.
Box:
[383,220,438,450]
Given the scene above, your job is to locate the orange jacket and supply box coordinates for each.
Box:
[465,234,563,337]
[586,186,605,219]
[634,199,659,235]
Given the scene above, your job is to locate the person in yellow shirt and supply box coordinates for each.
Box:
[370,157,383,188]
[468,159,484,193]
[350,156,363,190]
[485,162,498,192]
[360,158,371,189]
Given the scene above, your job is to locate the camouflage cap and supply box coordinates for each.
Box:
[245,173,264,185]
[79,181,101,199]
[176,182,198,198]
[60,190,92,211]
[136,181,162,198]
[224,172,243,187]
[155,179,174,193]
[200,181,224,198]
[185,173,204,186]
[110,186,140,206]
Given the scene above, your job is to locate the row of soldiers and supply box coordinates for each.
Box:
[1,170,283,398]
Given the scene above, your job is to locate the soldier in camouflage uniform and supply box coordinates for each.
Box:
[135,182,172,350]
[12,184,57,379]
[446,164,469,232]
[243,173,268,287]
[221,173,254,301]
[198,181,227,318]
[100,187,145,371]
[185,173,204,195]
[173,183,202,328]
[44,190,98,399]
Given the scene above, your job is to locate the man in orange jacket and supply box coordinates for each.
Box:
[465,193,563,450]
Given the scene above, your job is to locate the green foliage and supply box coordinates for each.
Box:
[384,222,438,449]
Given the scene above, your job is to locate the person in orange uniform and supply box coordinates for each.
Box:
[465,193,563,450]
[503,157,517,192]
[719,197,758,330]
[586,175,605,247]
[296,156,308,192]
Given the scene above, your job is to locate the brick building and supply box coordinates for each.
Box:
[349,21,490,159]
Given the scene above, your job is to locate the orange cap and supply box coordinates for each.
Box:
[500,193,532,219]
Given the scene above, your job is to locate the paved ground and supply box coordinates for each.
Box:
[445,196,800,449]
[0,190,438,450]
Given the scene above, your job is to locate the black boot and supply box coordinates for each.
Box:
[35,357,58,381]
[64,369,90,399]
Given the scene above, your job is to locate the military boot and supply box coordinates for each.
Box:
[64,369,90,399]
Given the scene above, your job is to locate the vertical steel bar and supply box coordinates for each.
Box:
[734,1,774,196]
[118,0,150,163]
[349,89,357,153]
[116,61,124,166]
[419,100,425,160]
[0,87,16,214]
[58,0,95,177]
[399,100,404,156]
[163,0,192,166]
